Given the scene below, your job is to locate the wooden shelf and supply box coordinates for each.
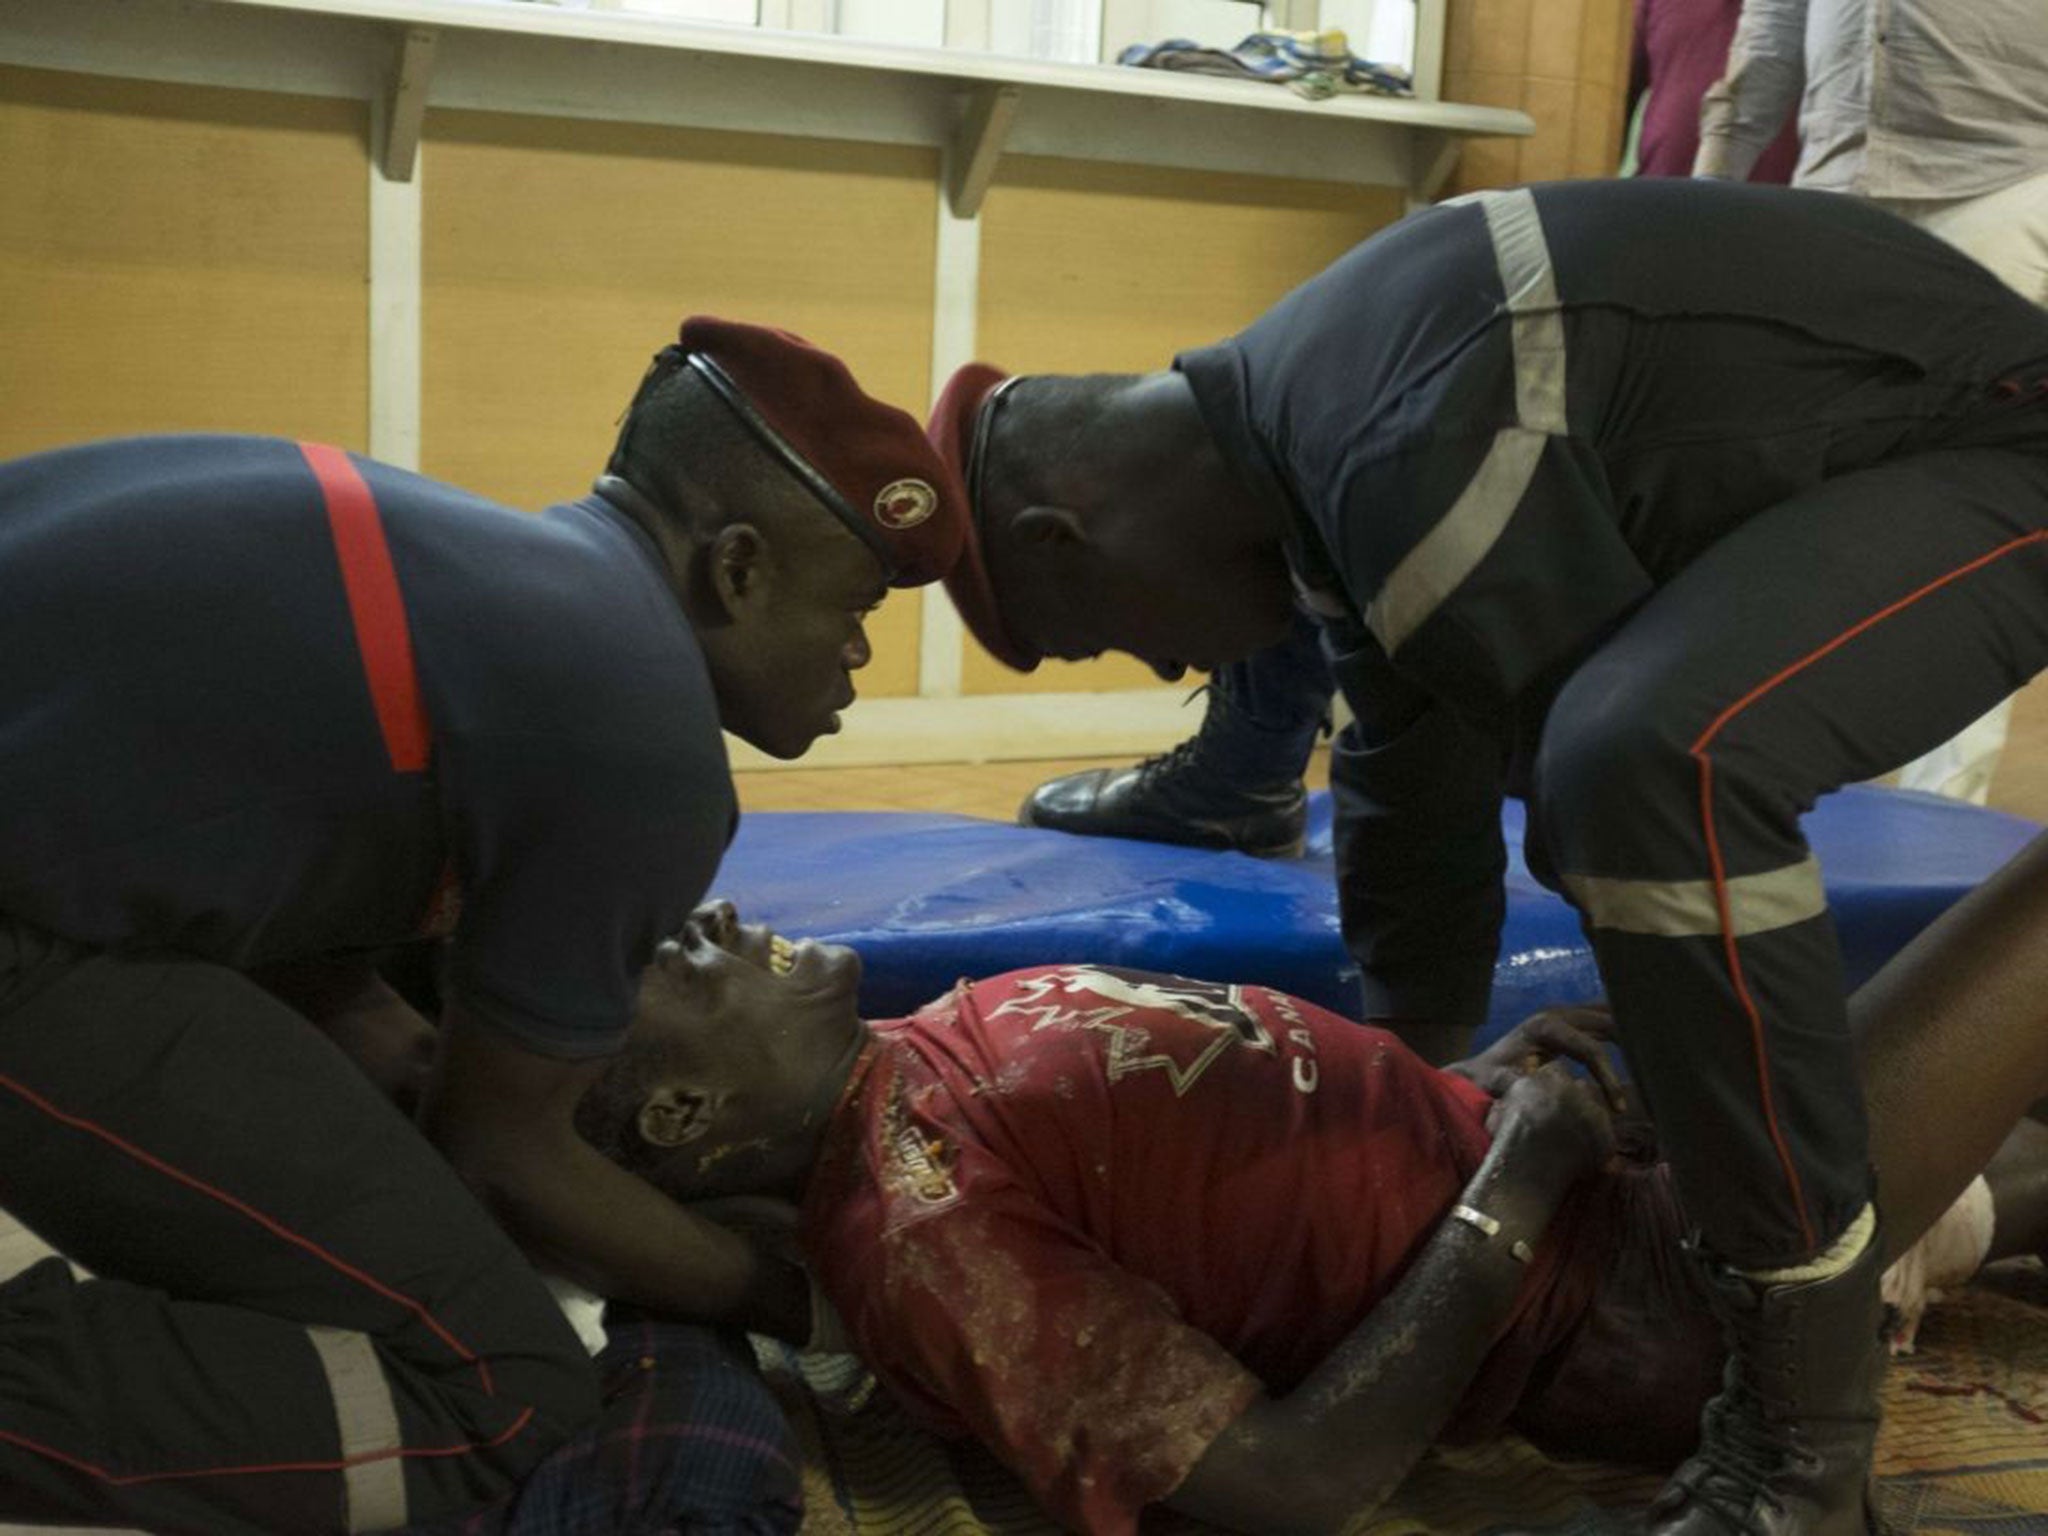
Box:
[1,0,1531,204]
[0,0,1533,765]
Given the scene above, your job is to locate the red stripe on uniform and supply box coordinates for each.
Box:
[1692,754,1815,1249]
[0,1067,495,1397]
[1688,529,2048,1250]
[0,1408,534,1491]
[300,442,430,773]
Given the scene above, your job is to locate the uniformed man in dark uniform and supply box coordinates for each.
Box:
[924,180,2048,1535]
[0,319,972,1535]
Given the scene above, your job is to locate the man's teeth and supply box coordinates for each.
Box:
[768,935,796,975]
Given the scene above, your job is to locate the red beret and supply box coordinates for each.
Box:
[666,317,973,590]
[925,363,1042,673]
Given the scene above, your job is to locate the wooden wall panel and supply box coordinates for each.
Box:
[1440,0,1635,195]
[0,65,368,458]
[965,155,1404,695]
[421,113,939,699]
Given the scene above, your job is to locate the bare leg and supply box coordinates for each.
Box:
[1853,831,2048,1261]
[1985,1117,2048,1262]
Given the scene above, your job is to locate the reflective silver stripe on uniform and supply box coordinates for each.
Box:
[1563,854,1828,939]
[306,1324,408,1532]
[1366,427,1545,652]
[1481,188,1569,434]
[1367,188,1568,654]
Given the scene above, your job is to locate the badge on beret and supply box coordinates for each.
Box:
[874,478,938,530]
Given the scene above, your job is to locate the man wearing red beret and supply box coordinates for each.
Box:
[0,319,966,1534]
[927,179,2048,1535]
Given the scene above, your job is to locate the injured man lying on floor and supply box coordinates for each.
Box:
[554,842,2048,1536]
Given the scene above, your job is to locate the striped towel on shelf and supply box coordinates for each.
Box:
[1117,29,1412,101]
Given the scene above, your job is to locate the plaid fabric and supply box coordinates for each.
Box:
[1117,29,1412,99]
[402,1313,803,1536]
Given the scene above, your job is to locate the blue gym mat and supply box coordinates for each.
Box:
[719,785,2040,1045]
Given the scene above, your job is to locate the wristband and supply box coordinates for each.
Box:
[1449,1203,1500,1237]
[1450,1203,1535,1264]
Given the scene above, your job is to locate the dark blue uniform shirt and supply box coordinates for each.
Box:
[1177,179,2048,1024]
[0,434,735,1058]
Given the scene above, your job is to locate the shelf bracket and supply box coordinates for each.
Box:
[758,0,834,29]
[946,83,1020,220]
[1407,131,1462,207]
[379,25,439,184]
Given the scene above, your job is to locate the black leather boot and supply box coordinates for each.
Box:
[1018,734,1311,857]
[1019,626,1326,858]
[1643,1223,1888,1536]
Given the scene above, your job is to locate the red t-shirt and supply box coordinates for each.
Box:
[799,966,1594,1536]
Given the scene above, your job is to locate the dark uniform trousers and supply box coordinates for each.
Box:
[1536,433,2048,1265]
[1326,387,2048,1270]
[0,919,600,1535]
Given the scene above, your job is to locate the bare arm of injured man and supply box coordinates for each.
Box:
[1167,1065,1617,1533]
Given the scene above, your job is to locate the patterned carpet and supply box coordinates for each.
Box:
[769,1260,2048,1536]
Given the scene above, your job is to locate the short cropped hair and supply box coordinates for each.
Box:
[981,374,1121,513]
[605,354,770,532]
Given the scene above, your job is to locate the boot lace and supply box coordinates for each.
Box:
[1131,685,1220,789]
[1663,1319,1803,1531]
[1686,1388,1792,1523]
[1132,734,1206,789]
